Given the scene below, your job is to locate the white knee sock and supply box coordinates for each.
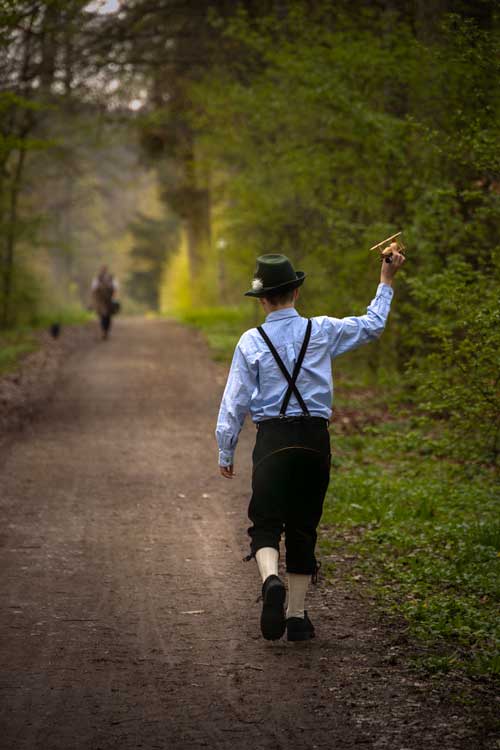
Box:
[255,547,279,582]
[286,573,309,619]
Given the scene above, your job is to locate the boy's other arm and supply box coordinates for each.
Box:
[216,338,257,478]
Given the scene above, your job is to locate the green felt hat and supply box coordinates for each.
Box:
[244,254,306,298]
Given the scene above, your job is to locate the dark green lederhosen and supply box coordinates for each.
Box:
[248,416,331,575]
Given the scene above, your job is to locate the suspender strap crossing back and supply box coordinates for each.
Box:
[257,319,312,417]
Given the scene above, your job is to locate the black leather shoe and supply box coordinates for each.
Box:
[286,611,315,642]
[260,575,286,640]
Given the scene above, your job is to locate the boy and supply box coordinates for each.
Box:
[216,247,405,641]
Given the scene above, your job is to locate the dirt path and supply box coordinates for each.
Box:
[0,319,495,750]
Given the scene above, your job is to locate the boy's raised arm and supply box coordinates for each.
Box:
[325,246,405,358]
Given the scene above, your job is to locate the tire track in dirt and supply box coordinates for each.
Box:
[0,317,496,750]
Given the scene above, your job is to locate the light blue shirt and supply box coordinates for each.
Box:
[216,282,394,466]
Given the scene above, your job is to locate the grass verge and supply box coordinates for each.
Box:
[0,307,93,375]
[321,405,499,682]
[31,307,93,329]
[0,330,38,374]
[176,306,255,362]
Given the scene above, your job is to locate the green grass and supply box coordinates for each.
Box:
[177,306,255,362]
[31,307,93,328]
[321,411,500,681]
[0,307,93,375]
[0,330,38,374]
[182,304,499,682]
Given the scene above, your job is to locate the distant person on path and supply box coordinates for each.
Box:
[91,266,119,340]
[216,247,405,642]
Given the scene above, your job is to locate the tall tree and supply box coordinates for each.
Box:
[99,1,285,284]
[126,211,180,309]
[0,0,102,326]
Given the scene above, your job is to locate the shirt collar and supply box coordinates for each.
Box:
[265,307,300,323]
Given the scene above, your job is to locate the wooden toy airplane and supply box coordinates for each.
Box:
[370,231,406,263]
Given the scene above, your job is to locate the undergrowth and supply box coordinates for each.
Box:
[31,307,93,329]
[321,401,499,682]
[0,330,38,374]
[176,306,255,362]
[0,307,92,374]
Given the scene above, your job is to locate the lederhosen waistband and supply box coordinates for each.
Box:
[257,416,329,430]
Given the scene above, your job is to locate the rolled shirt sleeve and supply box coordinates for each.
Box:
[326,282,394,357]
[215,337,257,466]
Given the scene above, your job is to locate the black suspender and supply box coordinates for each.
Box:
[257,319,312,417]
[282,319,312,415]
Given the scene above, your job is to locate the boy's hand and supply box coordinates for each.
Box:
[220,464,234,479]
[380,243,405,286]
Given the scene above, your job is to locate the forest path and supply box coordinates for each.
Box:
[0,318,489,750]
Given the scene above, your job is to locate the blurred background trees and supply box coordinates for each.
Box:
[0,0,498,463]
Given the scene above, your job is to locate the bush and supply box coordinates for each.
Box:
[405,258,500,467]
[0,261,44,329]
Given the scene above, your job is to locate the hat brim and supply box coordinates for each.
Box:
[244,271,306,298]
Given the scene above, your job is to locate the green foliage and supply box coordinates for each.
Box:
[321,408,500,681]
[0,307,92,374]
[194,7,416,302]
[0,260,45,328]
[189,1,500,466]
[126,212,180,310]
[0,330,38,374]
[31,307,93,328]
[177,306,253,361]
[405,260,500,466]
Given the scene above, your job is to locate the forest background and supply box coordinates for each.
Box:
[1,0,499,680]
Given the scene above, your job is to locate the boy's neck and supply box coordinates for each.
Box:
[261,301,296,315]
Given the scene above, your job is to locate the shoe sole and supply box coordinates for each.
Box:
[260,580,286,640]
[287,630,315,642]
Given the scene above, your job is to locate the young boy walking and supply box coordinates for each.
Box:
[216,248,405,641]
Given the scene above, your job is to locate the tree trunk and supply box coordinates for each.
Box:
[184,188,211,273]
[2,144,27,328]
